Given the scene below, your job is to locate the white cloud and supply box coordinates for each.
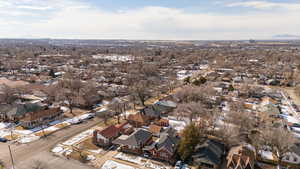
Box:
[226,1,300,10]
[0,0,299,40]
[16,5,53,10]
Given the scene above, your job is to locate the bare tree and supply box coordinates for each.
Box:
[214,124,241,147]
[107,99,124,124]
[129,80,152,106]
[175,102,205,122]
[0,85,19,104]
[262,128,296,167]
[57,71,84,116]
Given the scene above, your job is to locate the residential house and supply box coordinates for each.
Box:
[143,133,179,163]
[155,118,169,127]
[282,144,300,166]
[20,107,63,129]
[192,139,225,169]
[226,144,256,169]
[141,106,161,120]
[153,100,177,114]
[116,122,134,135]
[128,112,150,127]
[93,125,120,147]
[113,128,153,154]
[149,124,163,137]
[0,103,45,122]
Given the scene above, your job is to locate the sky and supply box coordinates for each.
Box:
[0,0,300,40]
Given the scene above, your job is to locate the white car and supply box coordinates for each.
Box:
[174,161,182,169]
[181,164,191,169]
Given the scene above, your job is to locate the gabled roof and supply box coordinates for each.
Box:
[154,100,177,108]
[156,134,179,153]
[149,124,163,135]
[192,139,225,166]
[113,128,152,146]
[97,125,120,139]
[227,144,255,169]
[144,131,180,154]
[128,112,150,123]
[0,103,45,117]
[142,106,160,118]
[21,107,62,121]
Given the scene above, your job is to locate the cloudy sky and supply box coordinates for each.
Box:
[0,0,299,40]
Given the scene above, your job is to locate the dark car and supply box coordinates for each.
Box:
[0,137,7,142]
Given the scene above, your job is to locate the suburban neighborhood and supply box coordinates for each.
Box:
[0,38,300,169]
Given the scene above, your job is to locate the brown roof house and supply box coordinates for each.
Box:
[116,122,134,135]
[93,125,120,147]
[149,124,163,137]
[113,128,153,154]
[226,144,256,169]
[128,112,150,127]
[20,107,63,129]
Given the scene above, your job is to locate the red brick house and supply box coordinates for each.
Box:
[93,125,120,147]
[143,133,179,163]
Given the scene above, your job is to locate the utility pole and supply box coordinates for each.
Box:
[8,145,15,169]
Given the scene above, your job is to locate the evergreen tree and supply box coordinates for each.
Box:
[178,123,202,161]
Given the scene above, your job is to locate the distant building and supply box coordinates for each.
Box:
[20,107,63,129]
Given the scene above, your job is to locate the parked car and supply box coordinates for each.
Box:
[181,164,191,169]
[174,161,182,169]
[86,114,95,119]
[0,137,7,142]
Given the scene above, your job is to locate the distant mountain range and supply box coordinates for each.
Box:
[273,34,300,39]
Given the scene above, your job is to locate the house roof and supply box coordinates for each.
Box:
[143,133,179,154]
[142,106,160,118]
[21,107,62,122]
[158,118,169,124]
[154,100,177,108]
[0,103,45,117]
[192,139,225,166]
[227,144,256,169]
[157,134,179,153]
[113,128,152,146]
[149,124,163,135]
[128,112,150,123]
[97,125,119,139]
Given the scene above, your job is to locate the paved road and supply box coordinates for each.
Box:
[0,118,102,169]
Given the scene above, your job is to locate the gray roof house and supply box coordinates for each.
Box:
[192,139,225,169]
[113,129,153,154]
[143,132,180,162]
[153,100,177,113]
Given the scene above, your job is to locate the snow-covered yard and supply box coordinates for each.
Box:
[114,153,171,169]
[168,118,187,132]
[101,160,137,169]
[62,129,93,146]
